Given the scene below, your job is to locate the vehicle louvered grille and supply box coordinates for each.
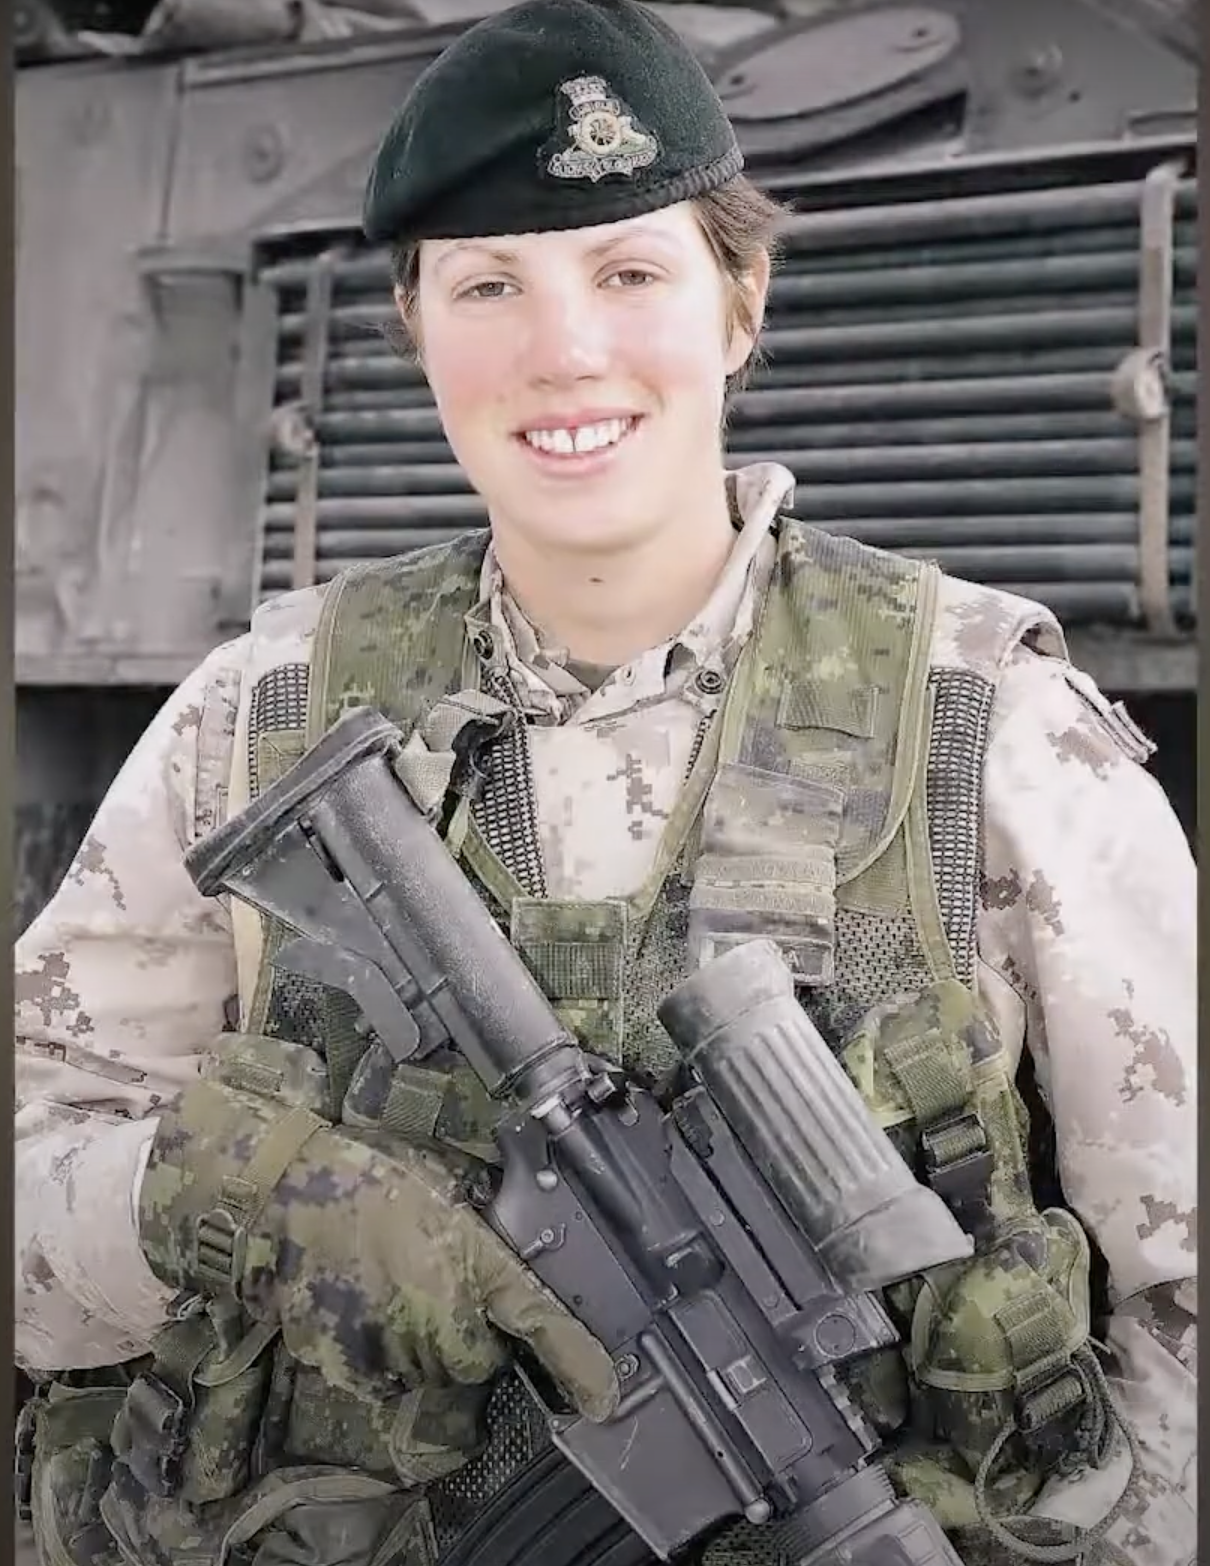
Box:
[254,155,1196,630]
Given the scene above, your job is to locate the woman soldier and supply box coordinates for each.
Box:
[15,4,1194,1565]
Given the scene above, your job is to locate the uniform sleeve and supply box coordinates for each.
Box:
[977,646,1196,1566]
[15,637,248,1374]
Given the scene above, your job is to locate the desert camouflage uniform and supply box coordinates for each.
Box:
[15,465,1196,1565]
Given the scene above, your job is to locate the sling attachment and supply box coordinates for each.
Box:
[999,1293,1110,1473]
[883,1032,994,1240]
[975,1338,1132,1565]
[192,1104,329,1295]
[436,711,518,842]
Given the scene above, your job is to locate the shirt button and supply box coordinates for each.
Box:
[695,668,725,695]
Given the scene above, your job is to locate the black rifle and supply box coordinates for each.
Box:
[186,707,974,1566]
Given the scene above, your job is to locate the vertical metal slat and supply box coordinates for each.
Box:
[1132,160,1185,634]
[291,251,336,591]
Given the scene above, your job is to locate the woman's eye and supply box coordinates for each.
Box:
[605,268,656,288]
[458,279,514,300]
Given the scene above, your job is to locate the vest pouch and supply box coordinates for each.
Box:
[280,1363,492,1489]
[96,1457,419,1566]
[906,1206,1103,1517]
[110,1310,280,1508]
[341,1041,501,1166]
[689,762,843,983]
[27,1382,132,1566]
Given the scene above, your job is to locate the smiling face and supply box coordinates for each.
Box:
[401,202,767,563]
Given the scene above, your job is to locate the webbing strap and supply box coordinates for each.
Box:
[195,1104,328,1293]
[382,1063,497,1160]
[883,1030,972,1124]
[884,1028,994,1234]
[218,1470,399,1566]
[997,1290,1086,1425]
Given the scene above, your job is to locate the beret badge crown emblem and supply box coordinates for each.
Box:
[547,75,659,182]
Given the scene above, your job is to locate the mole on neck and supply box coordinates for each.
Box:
[493,489,738,667]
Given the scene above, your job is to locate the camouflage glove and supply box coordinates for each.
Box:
[137,1073,620,1421]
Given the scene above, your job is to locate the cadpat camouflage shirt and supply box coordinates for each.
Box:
[15,466,1196,1564]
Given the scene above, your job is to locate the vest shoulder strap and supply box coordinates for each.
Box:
[723,519,940,884]
[307,530,490,744]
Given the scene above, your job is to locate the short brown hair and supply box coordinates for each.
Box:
[386,174,787,399]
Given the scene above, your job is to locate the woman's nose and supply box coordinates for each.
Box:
[522,283,612,386]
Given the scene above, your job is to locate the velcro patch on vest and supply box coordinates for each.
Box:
[510,897,627,1060]
[690,762,843,985]
[779,681,880,738]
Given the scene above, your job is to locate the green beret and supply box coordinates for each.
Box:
[362,0,743,245]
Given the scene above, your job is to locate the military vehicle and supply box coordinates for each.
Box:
[15,0,1198,938]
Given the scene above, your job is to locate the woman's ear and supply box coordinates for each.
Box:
[392,283,424,368]
[724,248,772,376]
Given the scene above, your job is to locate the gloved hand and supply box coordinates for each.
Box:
[136,1072,620,1422]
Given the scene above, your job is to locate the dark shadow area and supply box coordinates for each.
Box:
[15,685,170,935]
[1118,690,1196,848]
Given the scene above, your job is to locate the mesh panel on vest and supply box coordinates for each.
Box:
[247,663,309,796]
[925,670,994,990]
[247,666,372,1103]
[622,870,693,1079]
[260,932,329,1059]
[469,698,546,899]
[260,940,370,1106]
[427,1376,552,1554]
[808,908,935,1047]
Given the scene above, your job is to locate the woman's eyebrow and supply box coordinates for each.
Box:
[433,241,522,275]
[434,222,681,276]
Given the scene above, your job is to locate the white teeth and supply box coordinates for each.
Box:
[524,417,631,455]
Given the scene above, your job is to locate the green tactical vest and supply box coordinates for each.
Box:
[25,520,1115,1566]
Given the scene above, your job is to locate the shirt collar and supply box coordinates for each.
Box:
[464,462,796,721]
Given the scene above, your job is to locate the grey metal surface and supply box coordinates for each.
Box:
[15,57,267,685]
[16,60,178,674]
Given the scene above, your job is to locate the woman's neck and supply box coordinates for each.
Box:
[491,491,738,667]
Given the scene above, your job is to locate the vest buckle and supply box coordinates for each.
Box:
[920,1109,994,1230]
[194,1205,248,1293]
[1016,1354,1092,1467]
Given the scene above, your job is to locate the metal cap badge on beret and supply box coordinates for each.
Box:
[362,0,743,245]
